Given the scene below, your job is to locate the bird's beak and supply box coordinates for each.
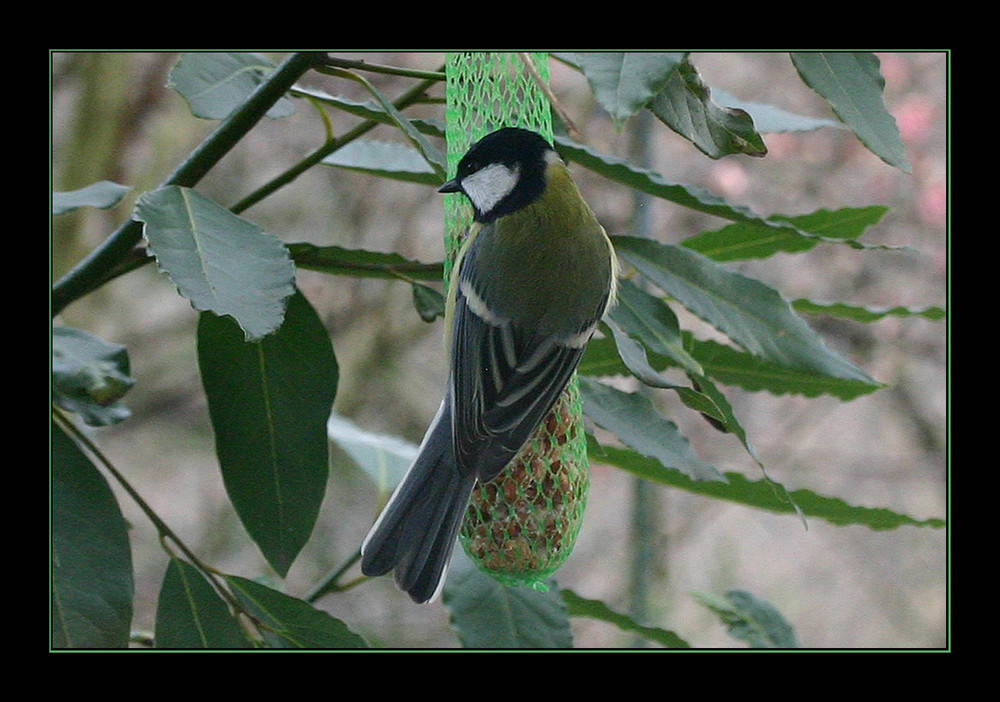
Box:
[438,179,461,194]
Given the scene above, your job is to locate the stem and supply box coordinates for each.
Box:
[51,52,323,316]
[288,242,443,281]
[230,73,441,214]
[317,55,445,82]
[52,408,210,575]
[519,52,581,140]
[627,110,658,647]
[52,57,444,312]
[54,408,259,634]
[304,550,363,603]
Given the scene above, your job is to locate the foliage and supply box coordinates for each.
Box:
[50,51,945,649]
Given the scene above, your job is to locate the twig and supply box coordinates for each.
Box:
[52,52,324,316]
[519,52,581,141]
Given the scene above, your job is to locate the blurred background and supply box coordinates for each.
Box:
[51,52,947,649]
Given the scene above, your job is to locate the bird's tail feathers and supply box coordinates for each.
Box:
[360,401,475,604]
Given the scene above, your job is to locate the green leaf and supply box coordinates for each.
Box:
[322,139,441,185]
[713,89,843,134]
[691,338,884,400]
[579,334,631,378]
[649,59,768,158]
[411,282,444,321]
[155,559,252,649]
[327,66,446,179]
[592,440,945,530]
[614,236,877,385]
[693,589,799,648]
[51,422,133,648]
[223,575,368,648]
[608,278,702,376]
[135,185,296,341]
[326,412,418,500]
[52,181,131,215]
[686,372,762,465]
[683,206,890,261]
[287,242,443,281]
[567,52,685,123]
[579,325,760,465]
[168,52,297,120]
[604,320,685,390]
[794,299,947,323]
[559,138,876,251]
[559,138,893,255]
[790,52,911,173]
[443,551,573,648]
[557,136,767,223]
[562,589,689,648]
[585,333,880,401]
[579,377,724,482]
[52,326,135,426]
[197,289,338,577]
[293,86,444,137]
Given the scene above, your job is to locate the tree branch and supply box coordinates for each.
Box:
[52,52,324,316]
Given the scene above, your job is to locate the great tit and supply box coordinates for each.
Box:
[360,127,618,603]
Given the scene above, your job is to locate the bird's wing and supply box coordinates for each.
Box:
[449,243,587,484]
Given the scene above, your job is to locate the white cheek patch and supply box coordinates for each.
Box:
[461,163,518,215]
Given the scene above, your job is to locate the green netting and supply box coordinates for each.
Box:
[443,52,553,269]
[444,52,590,591]
[461,383,590,590]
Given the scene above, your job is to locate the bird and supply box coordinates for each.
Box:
[360,127,618,603]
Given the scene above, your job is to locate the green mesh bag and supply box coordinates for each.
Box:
[443,52,590,591]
